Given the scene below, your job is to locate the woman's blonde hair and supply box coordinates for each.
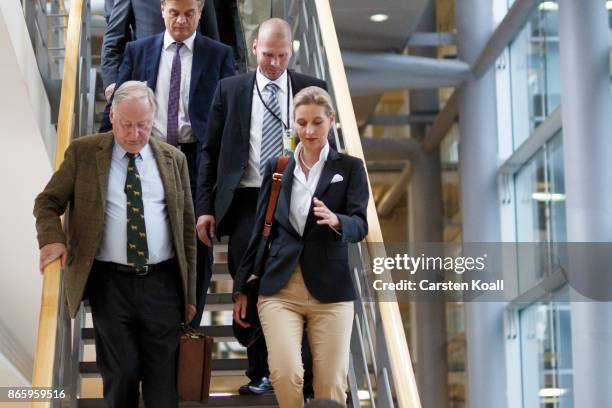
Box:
[293,86,335,117]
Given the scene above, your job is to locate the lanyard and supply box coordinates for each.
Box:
[255,73,291,131]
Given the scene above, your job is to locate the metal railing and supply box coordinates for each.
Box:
[30,0,93,406]
[274,1,422,406]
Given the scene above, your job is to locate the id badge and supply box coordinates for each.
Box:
[282,128,299,156]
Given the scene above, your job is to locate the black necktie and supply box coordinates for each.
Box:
[125,153,148,271]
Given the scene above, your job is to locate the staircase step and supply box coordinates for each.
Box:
[84,291,234,314]
[81,325,235,343]
[200,325,235,341]
[80,358,248,378]
[212,262,232,280]
[77,394,278,407]
[205,293,234,311]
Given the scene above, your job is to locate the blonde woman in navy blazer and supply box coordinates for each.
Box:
[233,86,369,407]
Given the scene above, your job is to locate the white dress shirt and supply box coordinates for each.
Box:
[240,68,293,187]
[289,142,330,236]
[96,142,175,264]
[152,31,196,144]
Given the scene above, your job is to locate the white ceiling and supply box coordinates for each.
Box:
[330,0,432,51]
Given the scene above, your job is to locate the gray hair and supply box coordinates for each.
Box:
[111,81,157,113]
[160,0,205,11]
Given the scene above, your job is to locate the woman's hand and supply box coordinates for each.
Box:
[233,293,251,328]
[313,197,341,229]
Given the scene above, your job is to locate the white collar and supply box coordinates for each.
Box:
[163,30,196,52]
[256,68,288,94]
[293,142,329,168]
[113,140,151,161]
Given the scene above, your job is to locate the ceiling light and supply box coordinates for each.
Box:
[358,390,371,400]
[539,388,567,398]
[531,192,566,202]
[607,0,612,10]
[539,1,559,11]
[370,14,389,22]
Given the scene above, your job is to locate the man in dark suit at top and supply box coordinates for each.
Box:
[196,17,326,396]
[101,0,235,327]
[101,0,220,101]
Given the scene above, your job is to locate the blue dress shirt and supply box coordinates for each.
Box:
[96,142,174,264]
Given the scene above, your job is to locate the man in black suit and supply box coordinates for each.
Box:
[101,0,220,100]
[196,18,325,396]
[101,0,235,327]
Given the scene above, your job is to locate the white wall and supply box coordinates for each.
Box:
[0,0,55,385]
[1,0,56,160]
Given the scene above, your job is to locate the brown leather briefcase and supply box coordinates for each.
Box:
[177,326,213,402]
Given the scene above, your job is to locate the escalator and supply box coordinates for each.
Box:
[30,1,421,407]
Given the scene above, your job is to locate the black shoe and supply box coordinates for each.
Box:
[238,377,274,395]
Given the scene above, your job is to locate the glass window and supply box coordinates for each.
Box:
[519,288,573,408]
[606,1,612,78]
[440,124,461,243]
[514,132,566,291]
[509,0,561,147]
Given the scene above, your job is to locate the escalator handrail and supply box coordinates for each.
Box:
[313,1,422,406]
[31,0,85,404]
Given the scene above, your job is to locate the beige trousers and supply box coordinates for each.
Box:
[257,267,354,408]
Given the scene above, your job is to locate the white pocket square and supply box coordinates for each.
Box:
[331,174,344,183]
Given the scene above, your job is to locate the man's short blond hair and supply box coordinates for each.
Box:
[256,17,292,43]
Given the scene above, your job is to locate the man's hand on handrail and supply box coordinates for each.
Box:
[39,243,67,273]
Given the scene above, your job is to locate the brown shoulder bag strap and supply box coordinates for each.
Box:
[262,156,289,238]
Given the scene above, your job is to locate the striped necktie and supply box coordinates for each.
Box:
[125,153,148,271]
[166,41,184,146]
[260,82,283,174]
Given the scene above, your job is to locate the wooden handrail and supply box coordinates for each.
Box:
[31,0,84,406]
[314,1,422,407]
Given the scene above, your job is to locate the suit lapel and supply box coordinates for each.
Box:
[95,134,114,212]
[275,157,296,233]
[288,70,301,95]
[239,71,256,144]
[149,138,177,206]
[149,138,181,247]
[303,148,341,236]
[146,33,164,91]
[312,148,340,200]
[189,34,210,103]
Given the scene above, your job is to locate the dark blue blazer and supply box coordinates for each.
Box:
[100,0,221,88]
[100,32,235,152]
[195,70,326,231]
[233,148,369,303]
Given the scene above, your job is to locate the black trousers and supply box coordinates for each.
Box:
[88,259,182,408]
[179,141,213,329]
[224,188,313,394]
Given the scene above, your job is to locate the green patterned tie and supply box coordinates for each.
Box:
[125,153,148,271]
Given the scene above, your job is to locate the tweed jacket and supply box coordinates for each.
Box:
[34,132,197,318]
